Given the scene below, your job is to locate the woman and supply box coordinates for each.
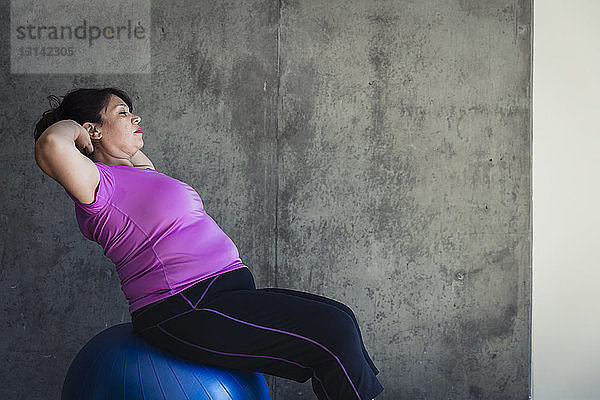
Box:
[34,87,384,400]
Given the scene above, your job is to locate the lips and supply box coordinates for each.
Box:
[134,129,143,134]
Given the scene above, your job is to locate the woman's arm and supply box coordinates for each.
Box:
[34,120,100,204]
[130,149,155,170]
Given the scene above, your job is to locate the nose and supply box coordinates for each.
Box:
[132,114,141,124]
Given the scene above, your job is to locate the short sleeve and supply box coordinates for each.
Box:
[64,162,115,214]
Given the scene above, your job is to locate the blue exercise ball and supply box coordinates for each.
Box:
[62,323,271,399]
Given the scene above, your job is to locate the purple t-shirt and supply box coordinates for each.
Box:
[65,162,248,313]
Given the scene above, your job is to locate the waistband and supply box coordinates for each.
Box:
[131,266,254,328]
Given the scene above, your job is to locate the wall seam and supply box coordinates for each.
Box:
[271,1,283,397]
[274,0,282,289]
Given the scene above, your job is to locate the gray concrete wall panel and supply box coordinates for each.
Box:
[0,1,530,399]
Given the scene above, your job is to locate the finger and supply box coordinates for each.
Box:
[77,143,89,155]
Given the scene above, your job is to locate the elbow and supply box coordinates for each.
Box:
[34,139,50,173]
[34,135,61,173]
[34,136,48,168]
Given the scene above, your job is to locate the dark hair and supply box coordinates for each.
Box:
[34,87,134,146]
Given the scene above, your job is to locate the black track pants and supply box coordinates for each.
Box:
[131,267,384,400]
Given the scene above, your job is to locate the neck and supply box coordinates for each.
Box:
[92,151,135,167]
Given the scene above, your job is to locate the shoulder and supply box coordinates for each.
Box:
[65,162,115,212]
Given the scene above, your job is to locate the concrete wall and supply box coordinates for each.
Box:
[0,1,531,399]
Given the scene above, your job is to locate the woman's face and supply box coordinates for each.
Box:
[95,94,143,158]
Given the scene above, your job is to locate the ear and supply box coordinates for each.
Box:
[81,122,102,140]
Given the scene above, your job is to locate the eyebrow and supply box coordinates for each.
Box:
[114,103,129,110]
